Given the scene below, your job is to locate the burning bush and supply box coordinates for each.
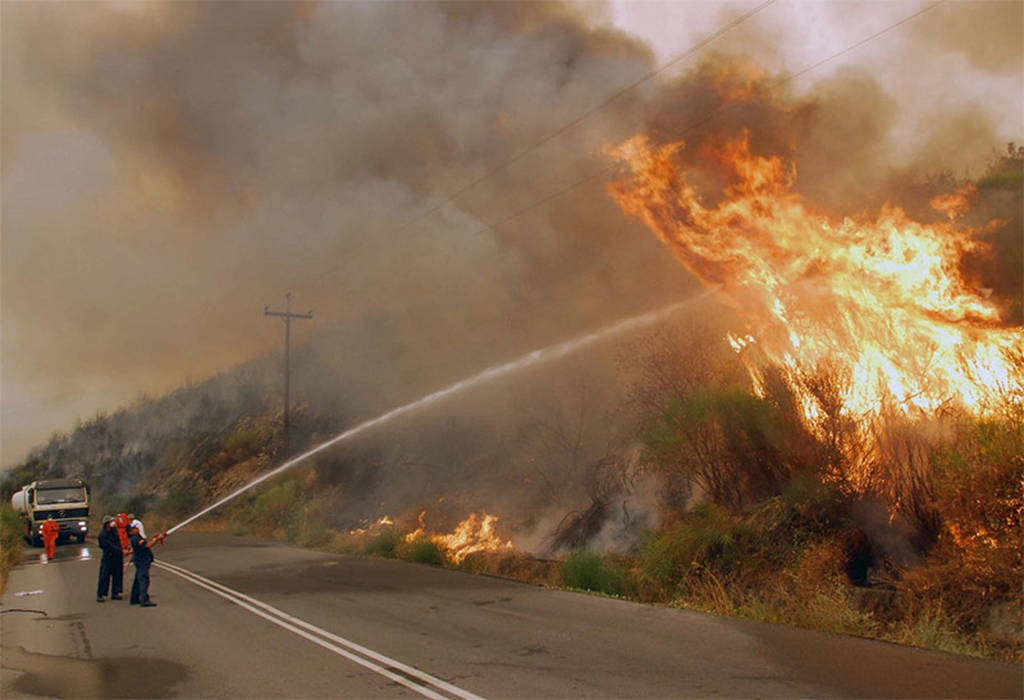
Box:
[592,118,1023,658]
[609,131,1022,489]
[898,408,1024,655]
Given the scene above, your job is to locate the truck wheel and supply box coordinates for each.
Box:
[76,534,85,543]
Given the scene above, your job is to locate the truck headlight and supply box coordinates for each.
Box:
[78,521,86,526]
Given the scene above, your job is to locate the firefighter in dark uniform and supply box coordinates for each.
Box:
[96,515,124,602]
[129,524,165,607]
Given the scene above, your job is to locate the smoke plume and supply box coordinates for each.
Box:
[3,0,1019,533]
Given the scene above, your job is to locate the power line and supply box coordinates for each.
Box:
[772,0,944,89]
[396,0,777,233]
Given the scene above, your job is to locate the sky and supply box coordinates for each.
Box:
[2,0,1021,468]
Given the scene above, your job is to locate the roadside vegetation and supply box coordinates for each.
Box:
[3,375,1019,661]
[2,147,1019,659]
[1,504,25,592]
[3,348,1018,662]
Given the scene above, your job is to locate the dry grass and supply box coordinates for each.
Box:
[1,504,25,593]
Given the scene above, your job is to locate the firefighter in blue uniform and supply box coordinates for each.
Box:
[129,522,166,607]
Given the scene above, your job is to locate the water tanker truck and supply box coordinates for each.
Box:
[10,478,90,546]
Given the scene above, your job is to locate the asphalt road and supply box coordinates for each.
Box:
[2,532,1020,698]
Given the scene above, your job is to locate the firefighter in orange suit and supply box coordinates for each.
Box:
[115,512,132,576]
[41,518,60,559]
[115,513,132,553]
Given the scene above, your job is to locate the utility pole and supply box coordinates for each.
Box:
[264,292,312,454]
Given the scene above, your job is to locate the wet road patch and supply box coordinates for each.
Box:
[3,646,187,698]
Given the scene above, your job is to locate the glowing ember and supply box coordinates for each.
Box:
[607,132,1022,475]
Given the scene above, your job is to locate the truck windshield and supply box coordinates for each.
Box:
[35,488,86,505]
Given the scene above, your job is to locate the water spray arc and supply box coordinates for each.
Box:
[166,288,719,534]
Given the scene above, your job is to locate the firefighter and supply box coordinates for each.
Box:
[129,514,147,539]
[129,523,166,607]
[115,512,133,579]
[115,512,132,553]
[96,515,124,602]
[40,518,60,560]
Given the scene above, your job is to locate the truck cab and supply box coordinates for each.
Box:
[11,478,90,546]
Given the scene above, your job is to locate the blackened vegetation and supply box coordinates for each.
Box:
[549,455,624,551]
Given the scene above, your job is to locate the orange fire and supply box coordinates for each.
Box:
[405,510,515,563]
[348,515,394,536]
[607,132,1022,469]
[434,512,515,563]
[929,183,977,221]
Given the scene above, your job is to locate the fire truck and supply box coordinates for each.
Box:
[10,478,91,546]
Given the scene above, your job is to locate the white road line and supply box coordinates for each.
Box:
[154,560,482,700]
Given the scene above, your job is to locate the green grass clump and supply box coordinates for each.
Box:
[222,425,265,454]
[362,527,401,557]
[401,538,446,566]
[561,549,628,596]
[892,604,987,658]
[977,169,1022,191]
[637,504,767,596]
[249,476,301,536]
[1,504,25,593]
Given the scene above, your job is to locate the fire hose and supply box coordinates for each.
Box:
[122,531,169,572]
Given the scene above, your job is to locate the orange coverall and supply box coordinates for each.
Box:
[115,513,132,573]
[41,519,59,558]
[115,513,131,552]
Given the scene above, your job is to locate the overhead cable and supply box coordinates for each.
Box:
[461,0,946,240]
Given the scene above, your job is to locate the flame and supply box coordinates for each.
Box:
[607,132,1022,485]
[347,515,394,536]
[403,510,428,543]
[432,511,515,563]
[403,510,514,563]
[929,183,977,221]
[708,59,768,102]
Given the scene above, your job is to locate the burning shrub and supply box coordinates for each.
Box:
[896,408,1024,656]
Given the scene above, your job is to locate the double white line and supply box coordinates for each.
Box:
[155,560,482,700]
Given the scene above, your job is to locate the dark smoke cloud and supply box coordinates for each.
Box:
[3,0,1019,473]
[912,0,1023,75]
[2,1,691,465]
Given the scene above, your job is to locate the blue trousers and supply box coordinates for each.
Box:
[97,555,123,597]
[130,560,151,604]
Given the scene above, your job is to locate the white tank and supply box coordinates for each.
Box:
[10,487,29,515]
